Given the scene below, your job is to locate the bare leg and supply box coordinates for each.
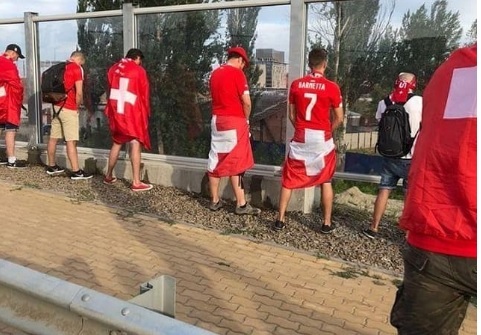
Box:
[129,140,142,185]
[4,131,16,159]
[209,176,221,203]
[65,140,79,171]
[321,183,334,226]
[47,137,58,166]
[106,142,122,178]
[229,175,246,206]
[277,186,292,222]
[370,188,391,232]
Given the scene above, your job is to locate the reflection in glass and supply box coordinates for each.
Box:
[137,5,290,165]
[307,0,476,174]
[0,24,30,142]
[38,16,123,148]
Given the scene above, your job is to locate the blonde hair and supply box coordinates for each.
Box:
[398,72,415,83]
[70,51,85,63]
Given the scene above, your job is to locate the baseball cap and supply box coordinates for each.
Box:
[227,46,249,67]
[6,44,25,59]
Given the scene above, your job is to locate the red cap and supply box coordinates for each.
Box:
[227,46,249,67]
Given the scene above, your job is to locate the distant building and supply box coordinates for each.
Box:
[255,48,287,89]
[250,90,288,143]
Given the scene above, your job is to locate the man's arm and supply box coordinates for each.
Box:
[331,106,344,131]
[241,93,251,119]
[75,80,83,107]
[288,103,296,127]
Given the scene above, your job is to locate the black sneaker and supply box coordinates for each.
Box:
[70,169,93,180]
[273,220,285,231]
[0,158,7,165]
[46,164,65,176]
[320,224,335,234]
[6,160,27,169]
[362,228,377,239]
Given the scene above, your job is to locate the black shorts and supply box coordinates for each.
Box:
[390,244,476,334]
[0,123,18,131]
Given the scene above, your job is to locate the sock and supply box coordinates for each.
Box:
[240,203,247,208]
[8,156,15,164]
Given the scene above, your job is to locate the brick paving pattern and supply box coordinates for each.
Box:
[0,182,476,334]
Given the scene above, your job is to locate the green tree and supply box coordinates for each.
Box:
[225,7,262,94]
[399,0,461,50]
[382,0,463,91]
[309,0,394,106]
[466,19,477,45]
[77,0,223,156]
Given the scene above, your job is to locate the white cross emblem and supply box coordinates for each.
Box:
[444,66,477,119]
[207,115,237,172]
[109,77,137,114]
[0,86,5,97]
[288,128,335,176]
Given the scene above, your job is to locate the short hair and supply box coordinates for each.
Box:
[308,48,328,68]
[70,51,85,62]
[398,72,416,83]
[70,50,85,59]
[126,48,144,60]
[227,52,241,62]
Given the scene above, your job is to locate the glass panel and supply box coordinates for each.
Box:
[307,0,477,174]
[38,16,123,148]
[0,24,29,142]
[137,5,290,165]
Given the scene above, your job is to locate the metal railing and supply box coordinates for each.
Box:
[0,259,216,335]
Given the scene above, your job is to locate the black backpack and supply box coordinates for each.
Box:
[41,62,69,103]
[376,95,415,158]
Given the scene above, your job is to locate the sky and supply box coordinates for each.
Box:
[0,0,477,65]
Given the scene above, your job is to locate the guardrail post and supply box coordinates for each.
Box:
[129,275,176,318]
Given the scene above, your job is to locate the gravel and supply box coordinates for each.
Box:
[0,164,406,276]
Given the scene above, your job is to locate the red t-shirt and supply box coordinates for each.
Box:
[210,64,249,118]
[56,61,84,110]
[289,72,342,137]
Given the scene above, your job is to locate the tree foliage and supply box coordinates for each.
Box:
[466,19,477,45]
[77,0,260,158]
[310,0,464,118]
[225,7,263,118]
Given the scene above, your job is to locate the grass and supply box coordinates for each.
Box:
[333,179,405,201]
[23,182,42,189]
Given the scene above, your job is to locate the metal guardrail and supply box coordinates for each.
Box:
[0,259,217,335]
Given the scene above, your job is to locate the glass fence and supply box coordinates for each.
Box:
[0,0,476,174]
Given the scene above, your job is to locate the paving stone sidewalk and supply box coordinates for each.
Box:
[0,182,476,335]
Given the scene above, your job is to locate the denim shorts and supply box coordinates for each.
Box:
[379,157,411,191]
[0,123,18,132]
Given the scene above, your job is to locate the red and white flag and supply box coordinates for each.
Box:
[207,115,254,177]
[282,128,336,189]
[105,58,151,150]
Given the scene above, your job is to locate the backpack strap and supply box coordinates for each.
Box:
[51,99,67,119]
[384,96,392,107]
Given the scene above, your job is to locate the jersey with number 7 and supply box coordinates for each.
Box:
[289,71,342,137]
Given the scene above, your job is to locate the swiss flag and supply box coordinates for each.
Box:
[207,115,254,177]
[105,58,151,150]
[282,128,336,189]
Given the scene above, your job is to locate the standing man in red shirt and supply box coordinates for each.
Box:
[207,46,260,215]
[274,48,343,233]
[103,48,152,192]
[390,44,476,334]
[0,44,27,169]
[46,51,92,180]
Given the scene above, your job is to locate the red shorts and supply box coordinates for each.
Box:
[112,133,137,145]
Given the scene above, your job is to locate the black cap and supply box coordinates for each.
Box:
[5,44,25,59]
